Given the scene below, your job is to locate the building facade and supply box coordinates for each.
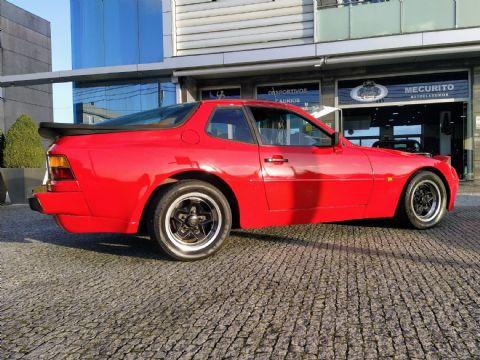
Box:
[1,0,480,180]
[169,0,480,181]
[70,0,175,124]
[0,0,53,133]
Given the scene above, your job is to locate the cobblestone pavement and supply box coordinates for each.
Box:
[1,195,480,359]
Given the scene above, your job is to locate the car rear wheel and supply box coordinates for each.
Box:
[150,180,232,260]
[398,171,447,229]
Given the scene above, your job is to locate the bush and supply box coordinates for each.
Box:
[4,115,45,168]
[0,129,5,167]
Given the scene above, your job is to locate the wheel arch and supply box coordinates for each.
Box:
[137,170,240,234]
[397,166,451,213]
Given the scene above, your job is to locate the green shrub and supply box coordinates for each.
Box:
[4,115,45,168]
[0,129,5,167]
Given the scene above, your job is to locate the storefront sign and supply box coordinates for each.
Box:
[200,88,241,100]
[350,81,389,103]
[256,82,321,112]
[338,72,469,106]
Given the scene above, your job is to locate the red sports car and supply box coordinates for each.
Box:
[31,100,459,260]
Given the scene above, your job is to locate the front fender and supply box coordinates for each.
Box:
[361,147,458,218]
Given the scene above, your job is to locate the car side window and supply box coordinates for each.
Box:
[207,107,254,144]
[249,107,332,147]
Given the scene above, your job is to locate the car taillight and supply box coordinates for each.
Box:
[48,155,75,181]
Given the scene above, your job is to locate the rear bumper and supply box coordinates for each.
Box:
[54,215,131,233]
[30,191,90,216]
[29,187,132,233]
[29,196,43,213]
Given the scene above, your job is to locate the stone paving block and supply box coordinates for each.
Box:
[0,195,479,358]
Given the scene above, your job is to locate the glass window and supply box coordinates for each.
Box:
[256,83,321,114]
[140,82,161,111]
[201,88,241,100]
[138,0,164,63]
[160,83,177,107]
[408,137,422,144]
[73,83,108,124]
[71,0,164,69]
[207,108,254,144]
[360,138,379,147]
[73,79,177,124]
[394,124,421,135]
[104,0,139,66]
[106,83,142,117]
[249,107,332,147]
[71,0,105,69]
[97,103,198,127]
[344,127,380,137]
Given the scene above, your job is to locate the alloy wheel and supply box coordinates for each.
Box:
[410,179,442,223]
[164,192,222,252]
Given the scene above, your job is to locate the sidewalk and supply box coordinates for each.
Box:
[459,181,480,194]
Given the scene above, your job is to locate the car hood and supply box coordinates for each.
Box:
[357,145,422,158]
[356,145,453,170]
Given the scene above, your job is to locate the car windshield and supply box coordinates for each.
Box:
[96,102,198,127]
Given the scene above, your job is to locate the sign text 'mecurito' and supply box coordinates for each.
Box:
[405,84,455,94]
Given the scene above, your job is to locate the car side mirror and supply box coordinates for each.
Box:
[333,132,340,146]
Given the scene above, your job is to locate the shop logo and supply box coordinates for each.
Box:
[350,81,388,103]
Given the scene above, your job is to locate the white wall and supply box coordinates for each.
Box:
[174,0,314,56]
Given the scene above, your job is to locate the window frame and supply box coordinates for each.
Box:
[205,105,258,145]
[245,105,335,148]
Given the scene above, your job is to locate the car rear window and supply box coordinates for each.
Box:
[96,102,198,127]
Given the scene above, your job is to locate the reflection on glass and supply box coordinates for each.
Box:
[360,138,379,147]
[71,0,105,69]
[104,0,139,66]
[99,103,197,127]
[250,107,332,147]
[201,88,241,100]
[207,108,254,144]
[139,0,164,63]
[73,79,177,124]
[393,125,422,135]
[71,0,164,69]
[344,127,380,137]
[256,83,321,114]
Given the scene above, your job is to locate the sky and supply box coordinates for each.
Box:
[8,0,73,123]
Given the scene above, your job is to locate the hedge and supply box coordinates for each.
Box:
[3,115,45,168]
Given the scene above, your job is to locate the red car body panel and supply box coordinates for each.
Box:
[34,100,459,233]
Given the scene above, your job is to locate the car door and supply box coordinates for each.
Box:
[248,106,374,212]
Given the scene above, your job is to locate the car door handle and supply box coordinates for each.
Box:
[265,157,288,163]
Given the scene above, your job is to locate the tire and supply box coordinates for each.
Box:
[397,171,447,229]
[149,180,232,260]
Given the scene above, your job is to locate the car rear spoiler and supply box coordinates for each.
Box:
[38,122,166,140]
[433,155,451,165]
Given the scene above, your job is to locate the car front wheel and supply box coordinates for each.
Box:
[150,180,232,260]
[399,171,447,229]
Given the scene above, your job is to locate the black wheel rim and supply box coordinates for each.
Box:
[165,192,222,251]
[411,180,441,222]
